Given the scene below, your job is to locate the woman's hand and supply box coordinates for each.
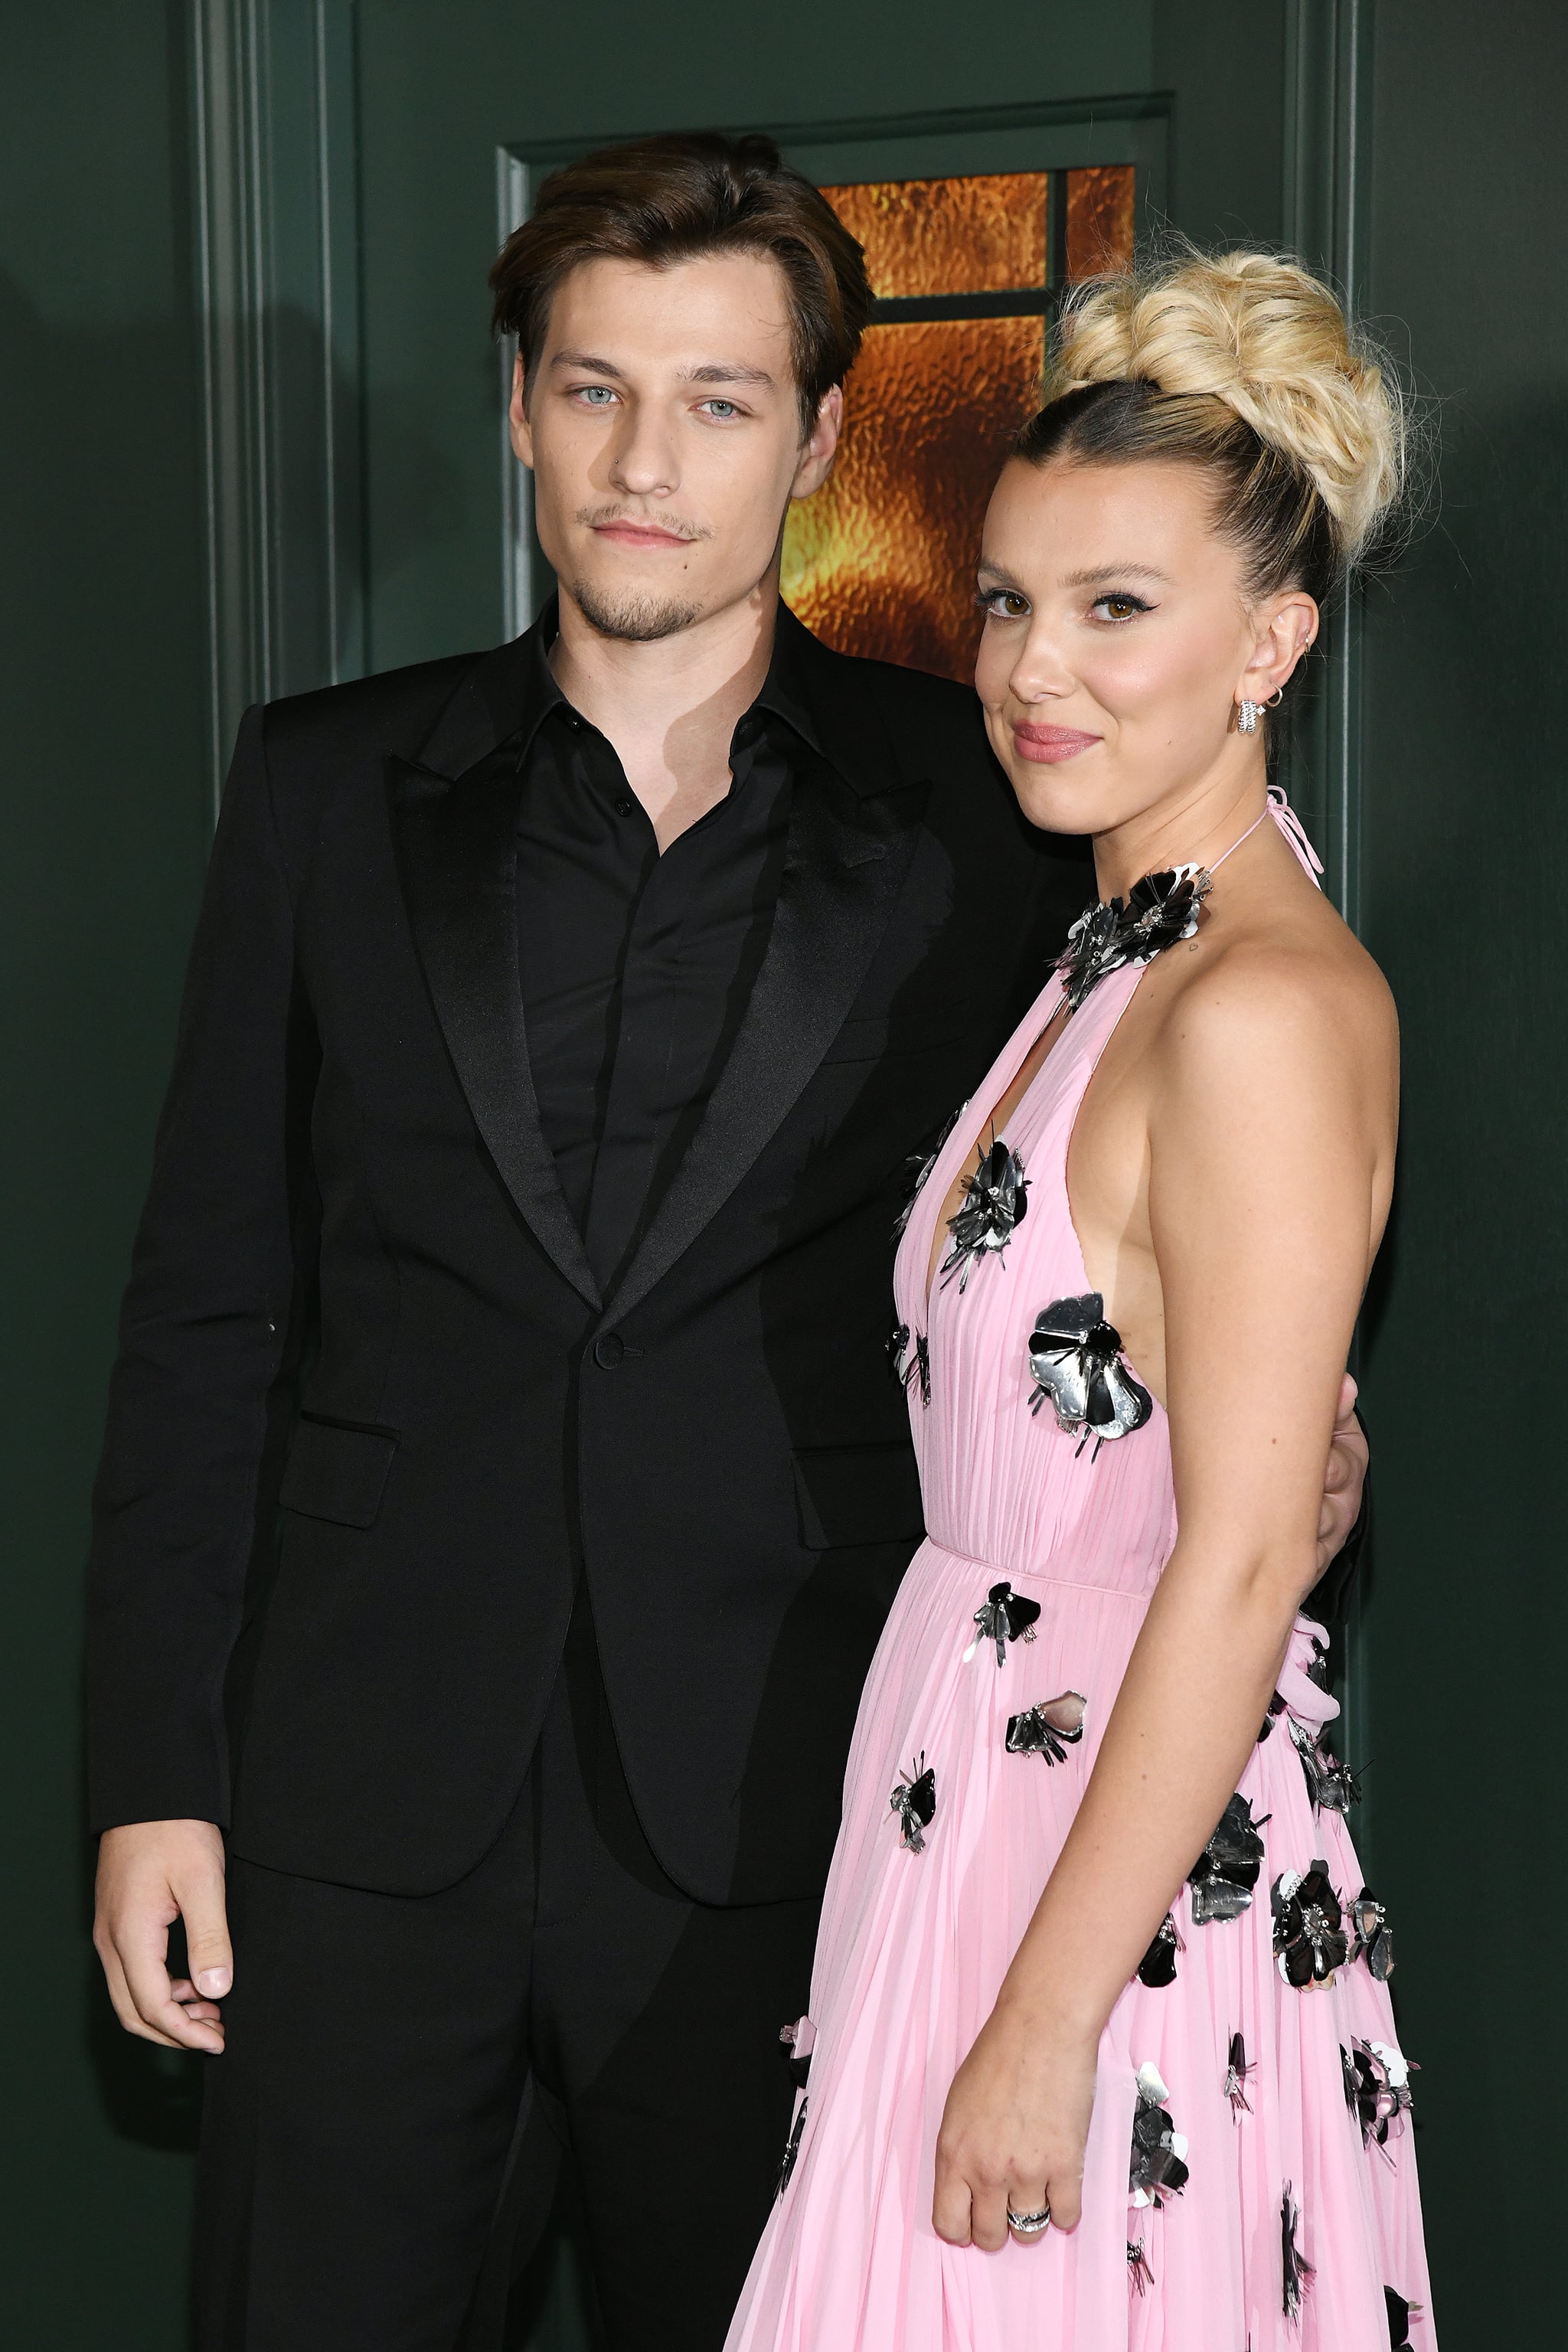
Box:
[932,1998,1099,2249]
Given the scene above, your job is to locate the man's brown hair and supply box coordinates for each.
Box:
[489,131,872,434]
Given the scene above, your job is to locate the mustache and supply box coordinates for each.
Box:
[576,504,713,543]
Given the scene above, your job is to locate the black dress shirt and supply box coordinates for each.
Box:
[514,620,806,1292]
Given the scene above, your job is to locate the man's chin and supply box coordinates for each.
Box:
[567,576,705,644]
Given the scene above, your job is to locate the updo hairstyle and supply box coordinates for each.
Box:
[1015,248,1406,607]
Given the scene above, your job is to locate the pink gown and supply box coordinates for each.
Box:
[724,876,1435,2350]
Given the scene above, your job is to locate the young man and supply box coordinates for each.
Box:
[88,132,1367,2350]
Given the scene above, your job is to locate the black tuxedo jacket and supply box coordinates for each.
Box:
[86,609,1087,1903]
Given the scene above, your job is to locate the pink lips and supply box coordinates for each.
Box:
[1011,724,1104,765]
[592,521,692,549]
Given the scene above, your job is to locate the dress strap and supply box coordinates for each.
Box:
[1209,785,1324,891]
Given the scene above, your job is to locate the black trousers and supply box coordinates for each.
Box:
[195,1606,821,2349]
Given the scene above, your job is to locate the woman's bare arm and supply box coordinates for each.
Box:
[932,945,1395,2250]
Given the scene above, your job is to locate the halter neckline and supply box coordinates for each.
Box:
[1208,785,1325,888]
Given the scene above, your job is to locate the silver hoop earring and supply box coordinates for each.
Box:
[1266,687,1285,709]
[1238,699,1262,734]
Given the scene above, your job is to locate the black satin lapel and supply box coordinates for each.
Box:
[608,768,929,1325]
[387,753,600,1309]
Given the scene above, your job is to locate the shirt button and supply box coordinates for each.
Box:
[593,1332,626,1370]
[615,797,635,817]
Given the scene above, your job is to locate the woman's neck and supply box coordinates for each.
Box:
[1090,751,1270,902]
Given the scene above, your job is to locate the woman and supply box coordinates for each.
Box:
[726,252,1431,2350]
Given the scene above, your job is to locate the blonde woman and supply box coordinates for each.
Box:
[727,253,1431,2351]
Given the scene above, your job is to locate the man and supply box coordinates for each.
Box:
[88,132,1366,2350]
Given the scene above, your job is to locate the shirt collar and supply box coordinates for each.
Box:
[518,593,825,762]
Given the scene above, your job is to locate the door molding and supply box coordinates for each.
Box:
[1282,0,1376,930]
[190,0,366,803]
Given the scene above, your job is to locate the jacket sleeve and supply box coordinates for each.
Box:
[86,705,317,1832]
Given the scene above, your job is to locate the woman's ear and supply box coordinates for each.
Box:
[1240,590,1320,704]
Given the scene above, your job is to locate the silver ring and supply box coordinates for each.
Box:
[1006,2203,1051,2236]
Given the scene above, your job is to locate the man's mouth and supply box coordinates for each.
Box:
[589,518,699,550]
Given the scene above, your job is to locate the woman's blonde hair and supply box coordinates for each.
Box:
[1016,247,1406,603]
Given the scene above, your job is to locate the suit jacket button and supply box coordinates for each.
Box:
[593,1332,626,1370]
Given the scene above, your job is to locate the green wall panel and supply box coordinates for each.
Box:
[1356,3,1568,2338]
[0,5,210,2345]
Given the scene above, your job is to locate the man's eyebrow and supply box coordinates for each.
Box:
[1057,562,1172,587]
[681,362,776,388]
[548,350,626,376]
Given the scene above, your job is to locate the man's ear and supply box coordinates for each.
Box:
[791,384,844,501]
[509,351,535,472]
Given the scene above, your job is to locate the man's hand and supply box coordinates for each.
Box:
[93,1819,230,2053]
[1318,1372,1368,1573]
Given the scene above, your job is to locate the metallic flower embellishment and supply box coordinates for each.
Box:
[887,1321,930,1408]
[1187,1793,1269,1926]
[1129,2062,1189,2206]
[776,2098,807,2197]
[1057,864,1212,1014]
[965,1579,1041,1665]
[893,1101,966,1241]
[1027,1293,1154,1455]
[1004,1690,1086,1764]
[1137,1911,1181,1987]
[938,1138,1028,1292]
[1282,2186,1315,2321]
[1224,2030,1253,2115]
[1290,1717,1363,1814]
[1350,1885,1396,1981]
[1272,1861,1349,1988]
[890,1752,936,1853]
[1341,2037,1416,2148]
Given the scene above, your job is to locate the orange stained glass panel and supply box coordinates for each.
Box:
[1065,163,1137,281]
[822,172,1049,297]
[781,315,1044,684]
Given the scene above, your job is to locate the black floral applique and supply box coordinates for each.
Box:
[1027,1293,1153,1456]
[1137,1912,1182,1988]
[1282,2187,1315,2324]
[1224,2030,1253,2115]
[1386,2286,1423,2349]
[890,1753,937,1853]
[892,1102,966,1241]
[1272,1862,1348,1988]
[1187,1794,1269,1926]
[1127,2239,1155,2295]
[887,1321,931,1407]
[1350,1886,1396,1981]
[1005,1689,1086,1765]
[938,1138,1028,1292]
[965,1579,1040,1665]
[1129,2062,1188,2205]
[776,2099,807,2196]
[1341,2037,1416,2149]
[1058,865,1212,1015]
[1257,1691,1289,1743]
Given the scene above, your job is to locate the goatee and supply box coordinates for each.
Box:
[570,577,704,643]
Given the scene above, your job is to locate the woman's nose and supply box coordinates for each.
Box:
[1008,619,1075,705]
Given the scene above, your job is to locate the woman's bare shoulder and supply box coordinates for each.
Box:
[1150,882,1398,1109]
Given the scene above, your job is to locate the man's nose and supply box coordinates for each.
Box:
[607,403,679,499]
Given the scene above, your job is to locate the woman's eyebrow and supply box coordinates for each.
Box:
[1058,562,1173,588]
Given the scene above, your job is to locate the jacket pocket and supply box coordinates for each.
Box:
[793,1441,926,1550]
[279,1414,399,1530]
